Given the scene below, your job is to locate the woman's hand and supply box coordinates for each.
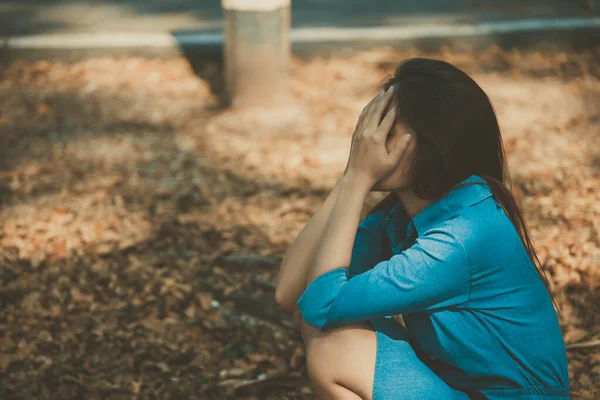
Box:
[343,86,413,189]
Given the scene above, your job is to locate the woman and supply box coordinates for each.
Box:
[275,58,569,400]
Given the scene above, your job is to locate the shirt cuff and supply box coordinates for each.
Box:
[296,267,349,329]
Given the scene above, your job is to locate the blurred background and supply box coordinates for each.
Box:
[0,1,599,399]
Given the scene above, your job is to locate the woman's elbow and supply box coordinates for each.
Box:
[275,286,299,309]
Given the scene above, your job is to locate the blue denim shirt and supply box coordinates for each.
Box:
[297,175,569,398]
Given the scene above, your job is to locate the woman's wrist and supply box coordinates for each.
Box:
[341,169,374,196]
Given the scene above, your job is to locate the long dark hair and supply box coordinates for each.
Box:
[368,58,560,315]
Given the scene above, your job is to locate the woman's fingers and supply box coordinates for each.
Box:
[390,133,413,162]
[361,88,386,117]
[366,86,395,131]
[355,89,385,136]
[377,107,397,141]
[361,85,393,119]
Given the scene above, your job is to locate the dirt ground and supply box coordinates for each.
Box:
[0,44,599,399]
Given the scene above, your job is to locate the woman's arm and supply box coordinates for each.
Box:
[305,85,407,286]
[275,174,392,309]
[279,85,403,310]
[275,176,345,308]
[306,173,373,284]
[276,86,398,308]
[297,197,471,330]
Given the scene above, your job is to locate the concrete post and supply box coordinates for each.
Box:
[221,0,291,109]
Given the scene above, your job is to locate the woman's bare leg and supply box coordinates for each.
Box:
[300,318,377,400]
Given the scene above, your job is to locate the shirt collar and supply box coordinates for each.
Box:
[386,174,493,239]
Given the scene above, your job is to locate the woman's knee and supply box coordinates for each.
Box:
[305,323,375,383]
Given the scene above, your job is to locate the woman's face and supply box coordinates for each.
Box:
[371,105,416,192]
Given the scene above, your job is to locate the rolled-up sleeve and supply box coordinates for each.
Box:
[297,226,471,330]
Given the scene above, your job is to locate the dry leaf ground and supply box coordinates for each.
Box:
[0,45,599,399]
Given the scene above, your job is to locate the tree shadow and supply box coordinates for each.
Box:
[172,30,226,99]
[0,72,327,397]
